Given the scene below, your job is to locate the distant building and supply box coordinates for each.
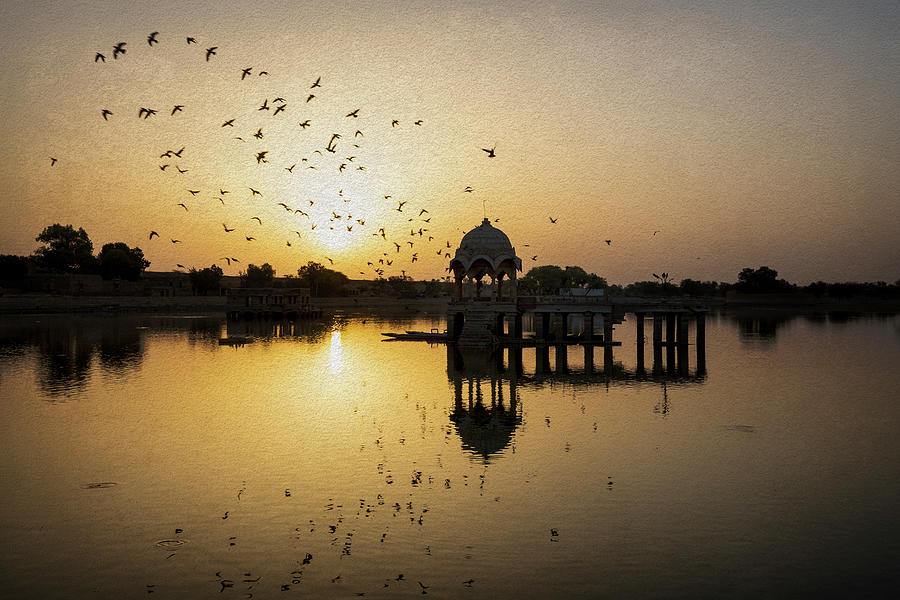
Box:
[226,287,316,319]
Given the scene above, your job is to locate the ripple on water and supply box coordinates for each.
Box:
[81,482,118,489]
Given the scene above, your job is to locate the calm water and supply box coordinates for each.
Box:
[1,310,899,599]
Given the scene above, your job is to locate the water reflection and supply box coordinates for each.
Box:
[224,317,333,342]
[446,341,708,461]
[0,315,221,398]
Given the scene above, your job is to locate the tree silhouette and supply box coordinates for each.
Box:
[33,224,96,273]
[97,242,150,280]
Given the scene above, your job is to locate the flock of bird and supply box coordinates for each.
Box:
[46,29,655,279]
[68,31,512,278]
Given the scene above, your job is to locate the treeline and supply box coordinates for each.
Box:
[1,224,149,281]
[519,264,900,300]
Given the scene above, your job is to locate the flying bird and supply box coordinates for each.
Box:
[549,216,558,223]
[147,31,159,46]
[325,257,334,265]
[176,203,188,211]
[414,120,423,126]
[310,76,321,88]
[241,67,252,79]
[94,52,105,62]
[255,151,268,164]
[245,236,256,241]
[149,231,159,240]
[482,145,496,157]
[49,157,57,166]
[170,239,181,244]
[222,224,235,232]
[605,239,611,245]
[187,189,200,195]
[221,119,235,127]
[391,120,399,127]
[272,103,286,116]
[285,163,296,173]
[100,109,113,120]
[205,47,217,61]
[248,187,261,196]
[251,216,262,224]
[346,108,360,118]
[298,120,311,129]
[186,37,196,44]
[171,105,184,115]
[306,94,315,103]
[259,98,269,111]
[113,42,126,59]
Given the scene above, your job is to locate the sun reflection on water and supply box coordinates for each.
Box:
[329,329,342,374]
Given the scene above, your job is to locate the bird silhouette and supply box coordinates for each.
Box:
[414,120,423,126]
[482,145,496,157]
[49,157,57,166]
[186,37,196,44]
[285,163,296,173]
[147,31,159,46]
[272,104,286,116]
[177,203,188,211]
[245,236,256,241]
[205,47,217,61]
[221,119,235,127]
[248,187,261,196]
[325,257,334,265]
[253,128,263,139]
[187,189,200,196]
[310,76,321,88]
[298,120,311,129]
[259,98,269,111]
[549,217,558,223]
[113,42,126,59]
[391,119,399,127]
[346,108,360,118]
[94,52,105,62]
[255,151,268,164]
[171,105,183,115]
[251,216,261,224]
[170,239,181,243]
[241,67,252,79]
[138,107,157,119]
[604,239,611,245]
[306,94,315,103]
[149,231,159,240]
[222,224,234,232]
[159,164,169,170]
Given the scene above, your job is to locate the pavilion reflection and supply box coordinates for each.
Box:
[446,342,709,461]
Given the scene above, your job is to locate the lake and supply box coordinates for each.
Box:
[1,309,899,598]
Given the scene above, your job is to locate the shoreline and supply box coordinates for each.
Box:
[0,293,896,316]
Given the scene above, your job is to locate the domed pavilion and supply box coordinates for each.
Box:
[449,218,522,300]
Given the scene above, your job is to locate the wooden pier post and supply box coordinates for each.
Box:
[584,344,594,373]
[555,344,568,373]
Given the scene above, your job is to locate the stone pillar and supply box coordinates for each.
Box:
[495,312,506,337]
[584,312,595,342]
[635,312,645,373]
[513,313,523,339]
[603,318,614,374]
[536,345,551,374]
[455,273,463,299]
[555,343,568,373]
[497,272,504,300]
[584,344,594,373]
[665,313,676,372]
[696,313,706,374]
[676,314,689,375]
[652,314,663,371]
[541,313,551,342]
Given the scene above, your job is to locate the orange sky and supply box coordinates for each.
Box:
[1,1,898,284]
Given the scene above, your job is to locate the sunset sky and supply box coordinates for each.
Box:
[1,0,897,285]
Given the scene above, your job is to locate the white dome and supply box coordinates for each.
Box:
[450,218,521,273]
